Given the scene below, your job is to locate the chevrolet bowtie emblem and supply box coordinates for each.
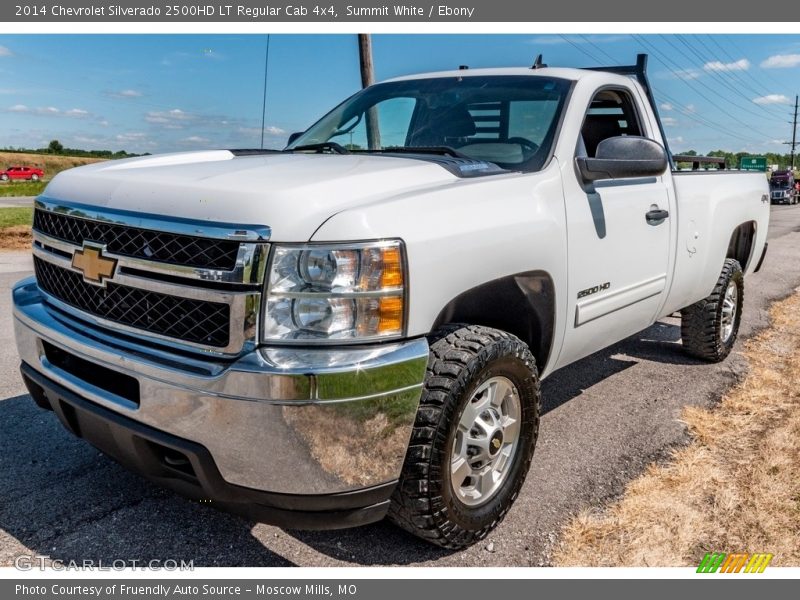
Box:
[72,244,117,286]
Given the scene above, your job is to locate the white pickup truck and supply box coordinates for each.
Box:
[13,55,769,549]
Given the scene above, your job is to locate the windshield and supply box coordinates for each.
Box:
[286,75,572,171]
[771,179,791,188]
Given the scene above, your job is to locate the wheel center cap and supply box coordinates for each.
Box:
[489,430,504,456]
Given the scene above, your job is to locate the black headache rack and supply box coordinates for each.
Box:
[672,155,727,170]
[579,53,724,172]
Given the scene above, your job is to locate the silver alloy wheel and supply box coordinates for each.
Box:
[720,280,738,343]
[450,375,522,507]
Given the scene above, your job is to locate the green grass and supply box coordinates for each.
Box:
[0,207,33,228]
[0,181,46,197]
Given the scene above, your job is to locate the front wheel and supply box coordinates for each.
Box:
[681,258,743,362]
[0,174,7,182]
[388,324,540,549]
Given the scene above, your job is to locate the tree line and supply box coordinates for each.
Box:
[1,140,146,159]
[679,149,796,170]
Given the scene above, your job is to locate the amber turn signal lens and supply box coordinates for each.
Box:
[378,296,404,334]
[380,246,403,288]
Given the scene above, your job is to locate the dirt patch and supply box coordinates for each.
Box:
[0,226,31,251]
[553,289,800,567]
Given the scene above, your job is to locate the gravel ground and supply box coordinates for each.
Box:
[2,206,800,567]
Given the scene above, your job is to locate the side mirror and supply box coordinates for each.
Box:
[576,136,668,182]
[287,131,304,146]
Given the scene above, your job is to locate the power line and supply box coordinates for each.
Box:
[667,35,788,123]
[692,35,789,108]
[632,34,776,140]
[558,34,769,146]
[704,34,792,97]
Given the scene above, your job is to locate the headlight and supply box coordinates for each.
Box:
[262,240,406,343]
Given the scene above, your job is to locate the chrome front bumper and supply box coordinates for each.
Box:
[13,276,428,497]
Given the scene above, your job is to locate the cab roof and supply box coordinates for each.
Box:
[383,66,637,87]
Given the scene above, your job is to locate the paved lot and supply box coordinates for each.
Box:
[2,205,800,567]
[0,196,35,209]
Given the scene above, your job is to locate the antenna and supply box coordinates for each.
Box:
[531,54,547,69]
[259,34,271,150]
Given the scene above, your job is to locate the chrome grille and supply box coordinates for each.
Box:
[33,208,240,270]
[34,257,231,348]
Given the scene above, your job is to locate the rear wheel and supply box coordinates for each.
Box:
[681,258,743,362]
[389,324,540,549]
[30,173,39,182]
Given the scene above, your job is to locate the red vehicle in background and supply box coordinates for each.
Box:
[0,166,44,182]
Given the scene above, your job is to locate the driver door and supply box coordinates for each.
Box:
[556,86,674,368]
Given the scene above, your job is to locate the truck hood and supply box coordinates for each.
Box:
[42,150,462,240]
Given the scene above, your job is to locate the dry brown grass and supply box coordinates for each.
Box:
[553,290,800,567]
[283,405,412,487]
[0,225,31,250]
[0,151,105,179]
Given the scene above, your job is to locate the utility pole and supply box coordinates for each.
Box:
[784,95,798,171]
[358,34,380,150]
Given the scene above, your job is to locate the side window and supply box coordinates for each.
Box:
[579,89,644,158]
[342,97,417,150]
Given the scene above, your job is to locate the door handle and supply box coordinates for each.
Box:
[646,208,669,225]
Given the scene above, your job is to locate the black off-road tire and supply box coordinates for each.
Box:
[388,324,540,549]
[681,258,744,362]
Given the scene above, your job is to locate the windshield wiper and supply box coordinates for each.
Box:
[289,142,350,155]
[358,146,471,159]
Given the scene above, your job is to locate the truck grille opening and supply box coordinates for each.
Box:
[33,208,241,270]
[42,341,140,405]
[34,257,231,348]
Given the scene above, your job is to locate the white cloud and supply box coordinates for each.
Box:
[753,94,792,105]
[181,136,211,144]
[668,136,684,144]
[685,104,696,113]
[760,54,800,69]
[662,117,678,126]
[73,135,103,145]
[115,132,148,143]
[109,89,144,99]
[704,58,750,72]
[237,125,287,138]
[660,102,673,111]
[6,104,91,117]
[145,108,195,129]
[0,46,12,57]
[672,68,701,80]
[265,125,285,136]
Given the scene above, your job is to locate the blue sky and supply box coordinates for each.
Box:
[1,34,799,155]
